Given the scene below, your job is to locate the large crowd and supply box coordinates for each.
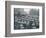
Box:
[14,14,39,30]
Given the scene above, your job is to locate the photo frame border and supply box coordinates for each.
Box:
[5,1,45,37]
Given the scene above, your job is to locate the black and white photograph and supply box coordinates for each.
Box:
[11,5,42,33]
[5,1,45,37]
[14,8,39,30]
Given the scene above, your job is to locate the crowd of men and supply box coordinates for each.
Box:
[14,14,39,30]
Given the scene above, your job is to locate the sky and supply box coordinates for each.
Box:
[24,8,30,14]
